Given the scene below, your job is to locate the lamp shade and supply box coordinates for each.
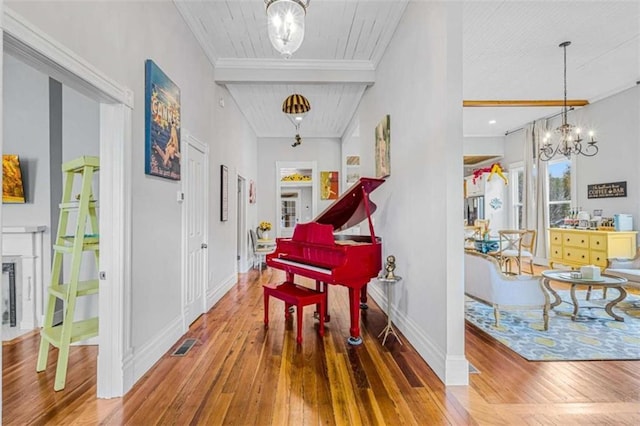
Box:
[265,0,309,58]
[282,93,311,126]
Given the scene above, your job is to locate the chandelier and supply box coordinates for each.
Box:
[282,93,311,147]
[265,0,310,59]
[539,41,598,161]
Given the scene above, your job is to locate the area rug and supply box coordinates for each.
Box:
[465,290,640,361]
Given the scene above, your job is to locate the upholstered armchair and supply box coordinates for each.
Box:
[605,248,640,289]
[464,250,549,330]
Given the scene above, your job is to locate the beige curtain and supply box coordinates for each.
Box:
[523,120,549,261]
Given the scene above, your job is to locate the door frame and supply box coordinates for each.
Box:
[236,175,248,272]
[1,6,133,397]
[279,188,301,238]
[275,161,318,237]
[181,131,209,331]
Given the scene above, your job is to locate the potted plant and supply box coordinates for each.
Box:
[258,221,272,239]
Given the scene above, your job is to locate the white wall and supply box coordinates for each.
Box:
[497,85,640,244]
[6,1,257,387]
[62,85,100,319]
[257,137,341,231]
[349,2,467,384]
[571,86,640,224]
[208,84,258,280]
[2,53,50,234]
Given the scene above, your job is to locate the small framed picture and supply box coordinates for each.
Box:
[220,165,228,221]
[593,209,602,217]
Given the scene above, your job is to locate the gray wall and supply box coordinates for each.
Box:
[347,2,467,384]
[257,137,342,231]
[497,85,640,244]
[3,53,103,324]
[7,0,258,386]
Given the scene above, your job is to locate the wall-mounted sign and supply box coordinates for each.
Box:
[587,181,627,199]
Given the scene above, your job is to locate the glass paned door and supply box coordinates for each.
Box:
[280,190,300,237]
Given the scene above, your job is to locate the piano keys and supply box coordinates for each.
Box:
[267,177,384,345]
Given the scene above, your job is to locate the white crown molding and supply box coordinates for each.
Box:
[215,57,375,72]
[214,58,375,85]
[3,7,134,108]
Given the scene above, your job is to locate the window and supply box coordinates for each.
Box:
[547,158,572,227]
[510,164,524,229]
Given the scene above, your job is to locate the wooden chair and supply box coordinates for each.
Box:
[249,229,275,273]
[494,229,536,275]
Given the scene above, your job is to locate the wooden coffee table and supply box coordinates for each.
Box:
[541,270,628,321]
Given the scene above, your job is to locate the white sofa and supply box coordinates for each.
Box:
[605,249,640,289]
[464,251,549,330]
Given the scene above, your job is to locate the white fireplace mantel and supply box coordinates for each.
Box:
[2,225,46,333]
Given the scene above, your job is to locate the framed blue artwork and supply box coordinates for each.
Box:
[145,59,181,180]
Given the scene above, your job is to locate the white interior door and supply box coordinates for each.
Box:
[280,189,300,238]
[182,134,208,328]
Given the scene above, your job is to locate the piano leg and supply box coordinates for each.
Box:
[315,281,331,322]
[360,284,368,310]
[347,287,363,345]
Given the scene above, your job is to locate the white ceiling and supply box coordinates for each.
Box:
[176,0,640,139]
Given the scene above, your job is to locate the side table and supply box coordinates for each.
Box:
[377,276,403,345]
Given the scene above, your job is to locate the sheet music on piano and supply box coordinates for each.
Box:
[267,177,385,345]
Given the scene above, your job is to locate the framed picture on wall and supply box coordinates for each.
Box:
[145,59,181,180]
[221,165,228,221]
[2,155,26,203]
[249,179,256,204]
[375,115,391,178]
[320,171,339,200]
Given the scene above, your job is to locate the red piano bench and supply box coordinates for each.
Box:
[263,281,325,344]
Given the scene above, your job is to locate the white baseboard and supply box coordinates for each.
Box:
[367,285,468,386]
[207,272,237,311]
[130,315,183,385]
[122,348,135,394]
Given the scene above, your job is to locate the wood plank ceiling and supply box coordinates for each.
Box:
[175,0,407,139]
[176,0,640,139]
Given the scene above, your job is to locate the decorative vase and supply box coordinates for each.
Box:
[259,230,269,240]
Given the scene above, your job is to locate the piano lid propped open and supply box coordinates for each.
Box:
[313,177,385,233]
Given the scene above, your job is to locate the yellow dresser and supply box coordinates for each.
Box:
[548,228,637,270]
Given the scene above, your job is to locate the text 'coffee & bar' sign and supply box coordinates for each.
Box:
[587,181,627,199]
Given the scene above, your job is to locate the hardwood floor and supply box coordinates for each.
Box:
[3,267,640,425]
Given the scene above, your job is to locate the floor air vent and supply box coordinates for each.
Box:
[171,338,197,356]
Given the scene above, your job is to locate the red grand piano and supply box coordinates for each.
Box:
[266,177,384,345]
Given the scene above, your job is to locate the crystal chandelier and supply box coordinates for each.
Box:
[282,93,311,147]
[265,0,310,59]
[539,41,598,161]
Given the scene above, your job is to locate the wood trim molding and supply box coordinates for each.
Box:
[463,100,589,107]
[3,7,134,108]
[1,6,134,398]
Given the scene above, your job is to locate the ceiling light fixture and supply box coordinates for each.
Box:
[265,0,310,59]
[489,120,496,125]
[282,93,311,147]
[539,41,597,161]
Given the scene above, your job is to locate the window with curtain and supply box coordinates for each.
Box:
[547,158,572,227]
[510,163,524,229]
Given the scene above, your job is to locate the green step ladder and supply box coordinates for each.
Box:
[37,156,100,391]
